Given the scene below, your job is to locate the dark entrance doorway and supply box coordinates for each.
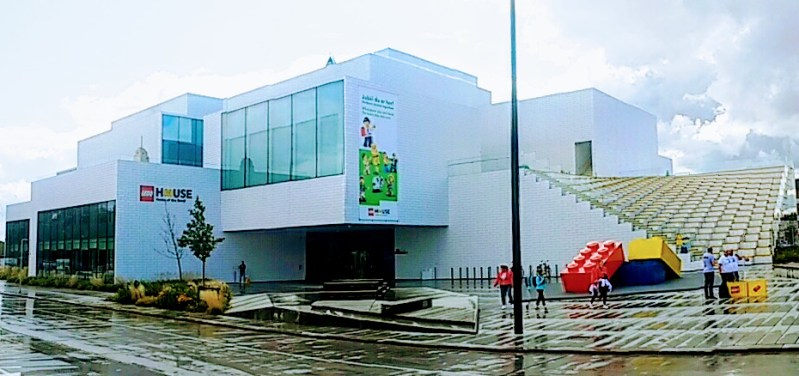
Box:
[305,229,395,283]
[575,140,593,176]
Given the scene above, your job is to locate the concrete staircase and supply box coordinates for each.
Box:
[529,166,795,264]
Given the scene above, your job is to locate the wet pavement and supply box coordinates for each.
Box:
[2,266,799,374]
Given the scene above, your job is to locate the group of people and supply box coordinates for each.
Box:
[702,247,744,299]
[493,264,613,312]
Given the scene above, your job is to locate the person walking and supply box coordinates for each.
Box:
[493,264,514,309]
[589,274,613,308]
[238,261,247,285]
[527,270,548,312]
[702,247,717,299]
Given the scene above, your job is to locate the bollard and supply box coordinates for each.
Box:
[555,264,559,278]
[480,267,484,280]
[459,267,463,280]
[434,267,437,280]
[451,268,454,281]
[473,267,476,280]
[488,266,493,279]
[465,267,469,280]
[529,265,532,276]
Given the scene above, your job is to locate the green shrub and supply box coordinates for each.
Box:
[135,295,159,306]
[110,285,133,303]
[775,246,799,264]
[66,275,79,288]
[107,279,230,314]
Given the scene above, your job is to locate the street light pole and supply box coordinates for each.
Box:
[20,238,28,270]
[509,0,523,334]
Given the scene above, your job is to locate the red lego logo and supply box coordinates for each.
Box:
[140,185,154,202]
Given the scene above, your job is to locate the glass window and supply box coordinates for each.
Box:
[245,102,268,186]
[35,201,115,277]
[269,96,292,183]
[178,143,199,167]
[222,109,246,189]
[162,115,179,141]
[292,88,317,180]
[192,119,204,145]
[220,80,343,189]
[178,117,193,144]
[317,81,344,176]
[3,219,29,267]
[162,140,179,165]
[162,115,203,166]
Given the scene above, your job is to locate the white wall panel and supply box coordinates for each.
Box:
[395,170,646,279]
[114,161,221,281]
[221,176,346,231]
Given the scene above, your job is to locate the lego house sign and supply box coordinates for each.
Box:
[139,185,193,203]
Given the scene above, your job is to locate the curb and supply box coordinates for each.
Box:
[2,288,795,356]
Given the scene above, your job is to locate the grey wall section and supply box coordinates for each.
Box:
[222,230,306,282]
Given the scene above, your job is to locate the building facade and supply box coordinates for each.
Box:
[5,49,675,282]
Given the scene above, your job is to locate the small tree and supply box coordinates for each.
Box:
[178,197,224,286]
[154,203,187,280]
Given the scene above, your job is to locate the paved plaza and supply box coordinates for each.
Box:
[1,266,798,356]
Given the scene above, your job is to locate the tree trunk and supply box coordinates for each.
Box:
[202,260,206,287]
[177,257,183,280]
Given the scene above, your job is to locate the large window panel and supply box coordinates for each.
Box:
[178,117,193,143]
[162,140,179,165]
[4,220,29,267]
[222,109,246,189]
[162,114,203,166]
[36,201,115,277]
[269,96,292,183]
[292,89,317,180]
[245,102,268,186]
[162,115,179,141]
[317,81,344,176]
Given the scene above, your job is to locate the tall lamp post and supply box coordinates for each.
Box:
[20,238,28,270]
[509,0,523,334]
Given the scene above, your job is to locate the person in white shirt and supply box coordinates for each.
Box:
[702,248,717,299]
[589,274,613,309]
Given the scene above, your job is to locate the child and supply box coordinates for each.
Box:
[390,153,398,173]
[383,152,392,173]
[386,174,395,197]
[362,154,371,175]
[527,270,548,312]
[362,117,375,148]
[589,274,613,308]
[359,176,367,203]
[493,264,514,309]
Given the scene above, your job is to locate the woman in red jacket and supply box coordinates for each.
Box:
[494,264,514,309]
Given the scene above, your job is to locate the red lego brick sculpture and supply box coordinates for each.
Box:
[560,240,625,293]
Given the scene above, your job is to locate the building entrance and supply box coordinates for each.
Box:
[305,229,395,283]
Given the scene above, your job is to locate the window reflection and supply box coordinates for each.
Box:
[36,201,115,279]
[162,114,203,167]
[220,80,343,190]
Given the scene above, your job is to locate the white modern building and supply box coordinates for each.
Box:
[4,48,678,282]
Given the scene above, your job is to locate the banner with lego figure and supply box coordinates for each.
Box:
[358,87,398,221]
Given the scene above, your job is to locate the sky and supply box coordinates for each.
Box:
[1,0,798,239]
